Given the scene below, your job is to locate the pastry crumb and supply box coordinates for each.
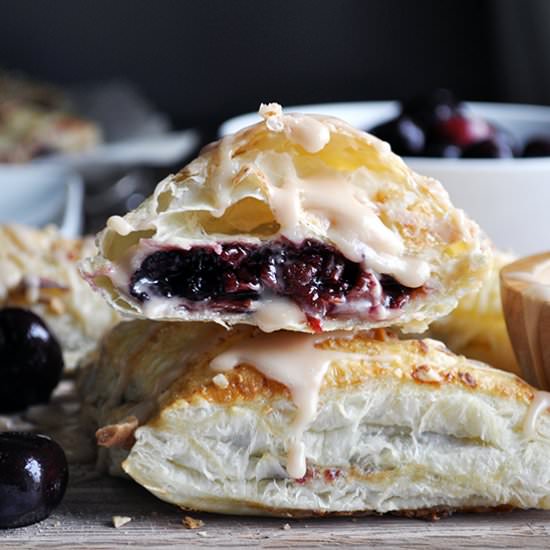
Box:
[412,364,443,384]
[282,523,291,530]
[182,515,205,529]
[197,531,209,537]
[48,296,65,315]
[212,373,229,389]
[458,370,477,388]
[112,516,132,528]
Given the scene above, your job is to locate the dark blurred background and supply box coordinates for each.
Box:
[1,0,548,130]
[2,0,547,232]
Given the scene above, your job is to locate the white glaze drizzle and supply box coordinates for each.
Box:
[107,215,134,236]
[103,104,434,321]
[260,103,331,153]
[254,104,430,288]
[509,260,550,435]
[251,297,307,333]
[209,330,357,479]
[254,150,429,288]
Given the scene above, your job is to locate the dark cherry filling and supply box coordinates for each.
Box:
[129,239,418,326]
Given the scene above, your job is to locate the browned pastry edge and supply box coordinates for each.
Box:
[177,504,516,521]
[157,331,535,421]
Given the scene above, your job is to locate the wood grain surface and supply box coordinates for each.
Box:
[1,464,550,549]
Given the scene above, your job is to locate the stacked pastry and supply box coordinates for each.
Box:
[80,104,550,516]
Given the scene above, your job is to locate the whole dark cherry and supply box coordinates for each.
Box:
[523,137,550,157]
[369,116,425,156]
[0,308,64,413]
[0,432,68,529]
[434,114,493,148]
[492,126,518,155]
[462,137,514,159]
[367,89,550,159]
[419,143,462,158]
[401,88,462,127]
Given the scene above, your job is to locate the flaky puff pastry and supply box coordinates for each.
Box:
[0,224,119,368]
[430,250,519,375]
[81,104,490,334]
[79,320,550,516]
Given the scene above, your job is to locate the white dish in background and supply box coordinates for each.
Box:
[220,101,550,255]
[0,128,198,237]
[58,174,84,238]
[0,82,200,237]
[0,165,83,238]
[36,80,200,177]
[52,129,199,175]
[1,80,199,175]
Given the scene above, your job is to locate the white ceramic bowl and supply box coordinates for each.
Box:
[0,165,83,237]
[220,101,550,255]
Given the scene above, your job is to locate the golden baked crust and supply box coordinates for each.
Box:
[82,104,490,333]
[429,250,519,375]
[0,224,119,368]
[79,320,550,516]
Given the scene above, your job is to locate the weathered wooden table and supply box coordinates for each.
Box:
[1,465,549,549]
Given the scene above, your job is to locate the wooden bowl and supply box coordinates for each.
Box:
[501,252,550,389]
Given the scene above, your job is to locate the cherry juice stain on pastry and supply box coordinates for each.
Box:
[209,330,358,479]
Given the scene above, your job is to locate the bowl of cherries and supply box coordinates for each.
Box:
[367,90,550,255]
[221,92,550,254]
[368,88,550,159]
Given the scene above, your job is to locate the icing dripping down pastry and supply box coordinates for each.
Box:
[209,330,355,478]
[252,298,307,333]
[106,215,134,237]
[260,103,330,153]
[257,104,430,288]
[204,103,431,289]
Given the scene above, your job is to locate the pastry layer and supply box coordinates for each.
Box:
[79,320,550,516]
[82,104,490,333]
[430,250,519,375]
